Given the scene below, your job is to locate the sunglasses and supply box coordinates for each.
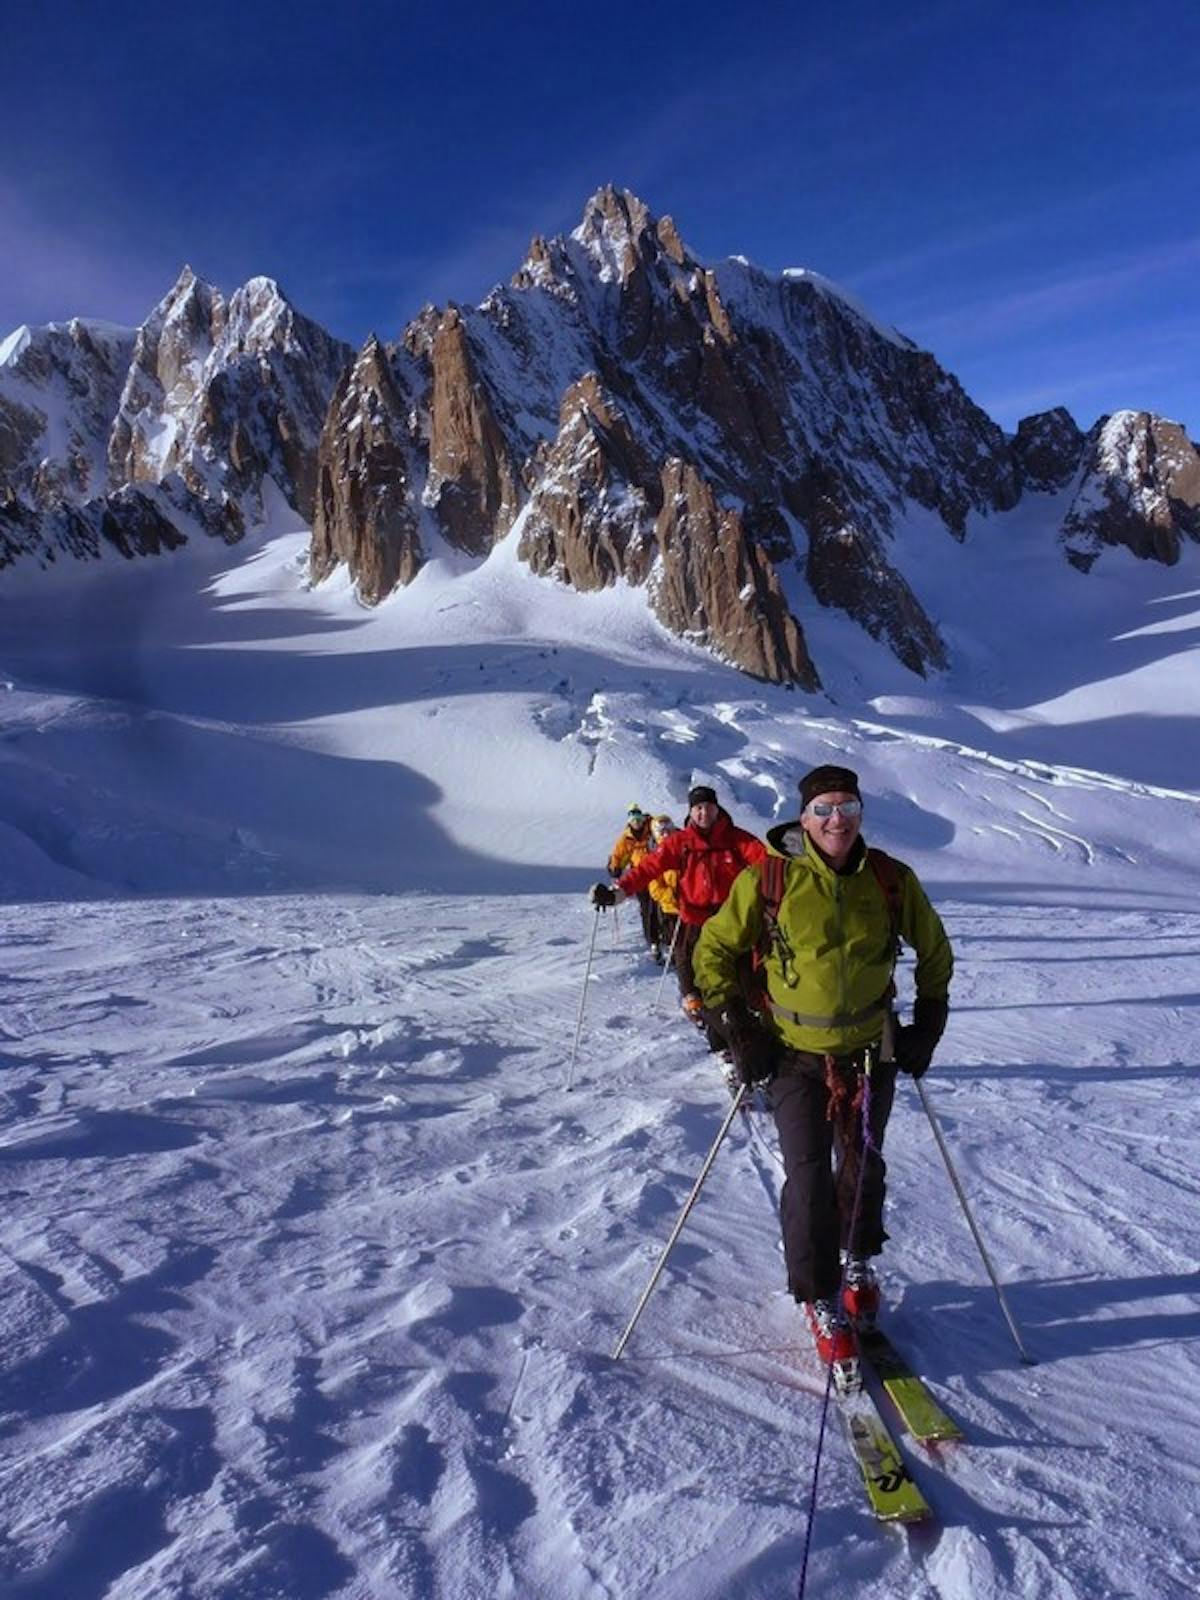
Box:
[806,799,863,819]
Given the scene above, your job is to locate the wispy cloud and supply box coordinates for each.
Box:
[907,237,1200,348]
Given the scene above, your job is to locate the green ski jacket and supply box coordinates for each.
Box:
[694,825,953,1055]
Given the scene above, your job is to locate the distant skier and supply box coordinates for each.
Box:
[692,765,953,1391]
[646,814,680,963]
[591,785,766,1037]
[607,804,657,957]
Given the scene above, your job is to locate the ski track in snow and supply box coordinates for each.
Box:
[1,891,1198,1599]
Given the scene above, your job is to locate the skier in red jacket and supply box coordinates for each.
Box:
[590,784,765,1032]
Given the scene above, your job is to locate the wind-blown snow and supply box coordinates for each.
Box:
[0,324,33,367]
[0,507,1198,1598]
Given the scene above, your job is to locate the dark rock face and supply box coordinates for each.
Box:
[98,485,192,559]
[1013,408,1086,492]
[791,464,946,676]
[0,397,44,488]
[652,460,819,687]
[426,310,521,556]
[518,375,660,591]
[1060,412,1200,571]
[0,481,190,569]
[310,338,423,601]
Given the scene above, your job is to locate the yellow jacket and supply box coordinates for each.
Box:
[695,828,952,1054]
[608,822,653,877]
[648,868,679,916]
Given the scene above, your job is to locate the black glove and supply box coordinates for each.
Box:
[718,998,778,1085]
[589,882,618,909]
[894,996,948,1080]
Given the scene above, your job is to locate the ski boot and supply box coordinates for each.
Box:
[841,1255,881,1329]
[804,1298,860,1394]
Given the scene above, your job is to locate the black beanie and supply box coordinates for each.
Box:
[688,784,718,807]
[799,765,861,810]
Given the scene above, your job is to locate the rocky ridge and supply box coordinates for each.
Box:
[1,270,352,567]
[308,187,1200,683]
[1060,411,1200,571]
[311,188,1026,684]
[3,188,1199,686]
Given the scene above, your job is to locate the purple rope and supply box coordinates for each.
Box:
[795,1051,878,1600]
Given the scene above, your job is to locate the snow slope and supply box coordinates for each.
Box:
[0,511,1198,1598]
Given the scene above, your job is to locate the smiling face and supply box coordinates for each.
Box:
[689,800,718,831]
[799,790,863,868]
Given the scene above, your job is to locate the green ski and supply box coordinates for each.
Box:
[837,1387,932,1523]
[858,1326,964,1444]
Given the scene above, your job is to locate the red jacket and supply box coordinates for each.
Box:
[619,811,765,925]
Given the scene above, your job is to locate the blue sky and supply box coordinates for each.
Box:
[3,0,1197,434]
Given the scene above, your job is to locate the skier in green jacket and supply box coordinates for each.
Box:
[693,764,953,1389]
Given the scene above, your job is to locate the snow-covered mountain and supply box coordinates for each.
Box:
[3,187,1199,691]
[0,269,352,569]
[311,187,1200,684]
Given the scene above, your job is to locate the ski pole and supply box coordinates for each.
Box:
[565,907,603,1093]
[653,916,683,1011]
[611,1088,748,1359]
[916,1077,1037,1365]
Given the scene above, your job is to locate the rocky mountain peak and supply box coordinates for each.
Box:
[0,316,135,389]
[1013,407,1085,492]
[2,265,352,572]
[310,335,421,601]
[0,317,136,507]
[314,191,1046,680]
[1060,410,1200,570]
[221,275,303,355]
[152,266,225,338]
[570,186,695,286]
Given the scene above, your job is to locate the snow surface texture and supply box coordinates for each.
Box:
[1,502,1198,1598]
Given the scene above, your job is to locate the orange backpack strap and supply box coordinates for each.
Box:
[866,847,904,953]
[755,855,787,961]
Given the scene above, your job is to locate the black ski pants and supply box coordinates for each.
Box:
[656,909,678,960]
[673,919,705,998]
[771,1048,896,1304]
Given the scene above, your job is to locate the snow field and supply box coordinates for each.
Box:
[2,884,1198,1598]
[0,509,1198,1596]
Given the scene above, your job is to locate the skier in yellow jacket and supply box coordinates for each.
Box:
[645,814,680,964]
[694,764,953,1390]
[607,804,657,956]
